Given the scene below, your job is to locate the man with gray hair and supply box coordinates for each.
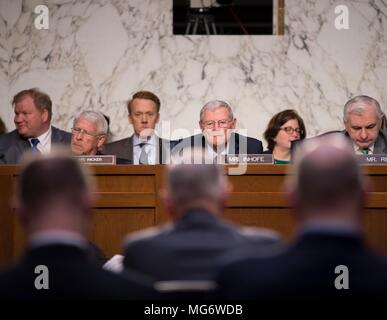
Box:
[217,134,387,300]
[112,162,280,281]
[343,95,387,154]
[173,100,263,163]
[71,110,108,156]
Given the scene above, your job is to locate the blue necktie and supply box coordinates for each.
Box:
[30,138,40,154]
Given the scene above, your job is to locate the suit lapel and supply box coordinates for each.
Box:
[374,133,387,154]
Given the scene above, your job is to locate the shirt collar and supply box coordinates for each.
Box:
[353,141,374,154]
[29,126,51,147]
[205,141,229,157]
[29,230,88,249]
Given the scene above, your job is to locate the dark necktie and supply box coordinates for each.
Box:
[30,138,40,154]
[139,143,148,164]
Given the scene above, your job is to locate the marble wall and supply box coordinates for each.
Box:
[0,0,386,146]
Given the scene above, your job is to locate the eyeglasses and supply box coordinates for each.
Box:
[280,127,303,135]
[71,127,100,138]
[202,119,231,129]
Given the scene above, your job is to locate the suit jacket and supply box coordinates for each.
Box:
[102,135,179,164]
[0,127,71,164]
[217,231,387,301]
[0,242,155,300]
[122,209,281,281]
[171,132,263,162]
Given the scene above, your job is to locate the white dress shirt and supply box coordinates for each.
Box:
[205,142,229,164]
[353,142,374,155]
[28,127,52,154]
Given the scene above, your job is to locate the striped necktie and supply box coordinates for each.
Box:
[139,143,148,164]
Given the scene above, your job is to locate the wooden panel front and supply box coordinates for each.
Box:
[90,208,156,257]
[1,164,387,265]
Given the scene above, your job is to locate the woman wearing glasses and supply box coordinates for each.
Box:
[263,109,306,164]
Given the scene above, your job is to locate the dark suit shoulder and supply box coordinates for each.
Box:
[0,130,23,150]
[105,137,132,148]
[51,126,71,144]
[124,224,174,247]
[233,133,263,154]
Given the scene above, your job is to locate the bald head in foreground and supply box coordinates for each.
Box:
[0,151,154,300]
[217,134,387,301]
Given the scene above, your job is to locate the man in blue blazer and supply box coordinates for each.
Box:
[0,88,71,164]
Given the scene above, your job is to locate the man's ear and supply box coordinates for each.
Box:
[199,121,204,131]
[155,112,160,124]
[219,180,233,210]
[160,189,177,221]
[13,196,29,229]
[97,135,107,148]
[229,118,236,129]
[224,180,233,197]
[41,109,49,123]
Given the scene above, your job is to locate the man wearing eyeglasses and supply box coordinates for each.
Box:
[173,100,263,163]
[102,91,175,164]
[71,111,108,156]
[0,88,71,164]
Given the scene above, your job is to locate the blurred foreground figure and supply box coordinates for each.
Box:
[217,133,387,301]
[108,157,280,281]
[0,151,154,300]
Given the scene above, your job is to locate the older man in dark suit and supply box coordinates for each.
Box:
[172,100,263,164]
[343,95,387,154]
[0,88,71,164]
[217,133,387,301]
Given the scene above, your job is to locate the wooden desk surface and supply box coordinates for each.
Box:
[1,165,387,265]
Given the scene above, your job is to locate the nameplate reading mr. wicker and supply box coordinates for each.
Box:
[76,155,116,165]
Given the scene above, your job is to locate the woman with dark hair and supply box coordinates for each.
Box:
[263,109,306,164]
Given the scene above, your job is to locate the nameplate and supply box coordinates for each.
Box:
[76,155,116,165]
[227,154,274,164]
[357,154,387,165]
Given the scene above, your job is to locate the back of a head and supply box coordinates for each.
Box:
[290,134,365,211]
[18,152,91,215]
[167,163,226,208]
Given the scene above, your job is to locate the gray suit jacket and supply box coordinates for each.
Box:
[102,135,179,164]
[0,127,71,164]
[122,209,281,281]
